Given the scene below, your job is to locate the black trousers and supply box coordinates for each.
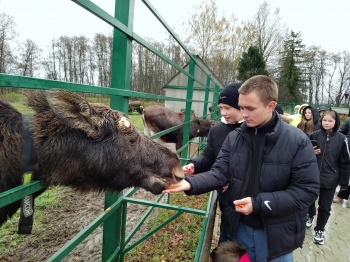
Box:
[308,187,336,231]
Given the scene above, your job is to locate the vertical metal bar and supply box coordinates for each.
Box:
[180,55,196,164]
[103,0,135,261]
[211,84,221,120]
[103,191,123,262]
[119,201,128,261]
[202,74,211,120]
[109,0,135,112]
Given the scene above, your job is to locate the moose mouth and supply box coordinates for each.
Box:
[155,173,184,189]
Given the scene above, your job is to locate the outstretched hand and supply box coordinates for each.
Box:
[182,163,194,175]
[162,179,191,194]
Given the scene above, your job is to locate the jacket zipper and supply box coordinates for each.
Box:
[319,133,329,172]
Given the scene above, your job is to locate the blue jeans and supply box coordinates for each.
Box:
[233,222,294,262]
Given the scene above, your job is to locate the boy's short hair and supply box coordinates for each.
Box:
[238,75,278,105]
[210,241,246,262]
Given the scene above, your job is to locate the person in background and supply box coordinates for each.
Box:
[164,75,320,261]
[182,83,243,243]
[289,103,308,127]
[210,241,250,262]
[275,104,284,115]
[297,105,321,137]
[307,110,350,244]
[333,115,350,205]
[294,104,301,115]
[339,116,350,138]
[318,106,328,121]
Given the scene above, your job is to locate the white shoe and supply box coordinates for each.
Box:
[342,200,348,208]
[333,196,342,203]
[306,216,314,228]
[313,230,325,245]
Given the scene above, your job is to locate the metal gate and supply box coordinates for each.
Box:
[0,0,223,261]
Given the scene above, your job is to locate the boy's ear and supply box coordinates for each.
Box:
[268,101,277,112]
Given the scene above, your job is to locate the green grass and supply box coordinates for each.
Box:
[0,186,70,256]
[125,193,210,262]
[0,91,33,113]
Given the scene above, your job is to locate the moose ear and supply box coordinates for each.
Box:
[45,89,105,139]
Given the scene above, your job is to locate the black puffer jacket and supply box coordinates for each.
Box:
[310,111,350,188]
[187,120,243,223]
[187,121,242,173]
[185,113,320,259]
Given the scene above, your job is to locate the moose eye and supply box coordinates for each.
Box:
[129,138,137,144]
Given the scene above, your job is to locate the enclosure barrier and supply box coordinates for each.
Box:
[0,0,223,261]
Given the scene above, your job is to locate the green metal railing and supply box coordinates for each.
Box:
[0,0,222,261]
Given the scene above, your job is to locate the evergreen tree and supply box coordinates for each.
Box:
[278,31,305,102]
[237,46,269,82]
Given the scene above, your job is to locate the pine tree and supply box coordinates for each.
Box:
[278,31,305,102]
[237,46,269,82]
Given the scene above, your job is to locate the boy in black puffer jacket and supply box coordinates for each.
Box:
[183,82,244,243]
[164,75,320,261]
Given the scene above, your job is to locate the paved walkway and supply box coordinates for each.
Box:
[294,199,350,261]
[211,199,350,261]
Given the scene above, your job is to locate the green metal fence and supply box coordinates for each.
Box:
[0,0,223,261]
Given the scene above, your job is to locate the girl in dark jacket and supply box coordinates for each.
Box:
[297,105,321,136]
[308,110,350,245]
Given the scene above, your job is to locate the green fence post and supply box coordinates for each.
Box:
[102,0,135,261]
[202,74,211,120]
[180,55,196,165]
[211,84,220,120]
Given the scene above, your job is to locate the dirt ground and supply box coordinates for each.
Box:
[2,187,167,262]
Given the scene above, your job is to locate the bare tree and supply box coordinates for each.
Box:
[253,1,287,67]
[42,39,60,80]
[185,0,244,84]
[0,13,16,74]
[303,46,328,104]
[17,39,41,77]
[334,51,350,106]
[326,53,340,105]
[92,33,112,87]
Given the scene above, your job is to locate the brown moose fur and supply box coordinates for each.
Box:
[0,90,184,226]
[142,105,215,151]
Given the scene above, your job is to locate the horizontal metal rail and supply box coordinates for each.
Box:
[46,192,211,261]
[0,181,46,208]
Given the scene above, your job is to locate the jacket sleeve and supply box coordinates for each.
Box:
[252,136,320,217]
[187,129,216,174]
[339,118,350,137]
[185,134,233,195]
[338,137,350,187]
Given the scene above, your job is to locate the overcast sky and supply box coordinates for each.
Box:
[1,0,349,53]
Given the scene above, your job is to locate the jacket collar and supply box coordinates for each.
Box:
[240,112,282,144]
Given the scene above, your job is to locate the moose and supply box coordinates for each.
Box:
[0,90,184,229]
[142,105,215,151]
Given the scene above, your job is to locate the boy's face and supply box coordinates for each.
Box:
[238,91,275,127]
[218,103,242,124]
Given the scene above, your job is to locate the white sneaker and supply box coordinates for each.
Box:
[306,216,314,228]
[342,200,348,208]
[313,230,325,245]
